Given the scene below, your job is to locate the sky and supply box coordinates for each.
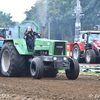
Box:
[0,0,37,22]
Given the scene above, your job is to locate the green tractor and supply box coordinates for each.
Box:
[0,20,79,80]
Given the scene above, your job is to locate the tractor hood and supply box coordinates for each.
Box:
[3,38,67,56]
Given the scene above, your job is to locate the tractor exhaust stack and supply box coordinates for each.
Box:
[42,27,45,38]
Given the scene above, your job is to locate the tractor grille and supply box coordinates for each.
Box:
[54,42,65,55]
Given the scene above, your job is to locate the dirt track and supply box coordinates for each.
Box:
[0,73,100,100]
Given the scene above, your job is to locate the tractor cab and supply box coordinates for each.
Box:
[0,28,11,39]
[0,28,7,39]
[0,28,11,48]
[80,31,100,49]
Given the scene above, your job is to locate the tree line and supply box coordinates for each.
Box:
[0,0,100,42]
[25,0,100,42]
[0,11,15,28]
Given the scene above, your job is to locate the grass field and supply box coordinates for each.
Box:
[59,70,100,76]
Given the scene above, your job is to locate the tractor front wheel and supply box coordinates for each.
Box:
[65,58,79,80]
[30,58,44,79]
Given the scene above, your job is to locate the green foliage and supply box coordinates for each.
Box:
[59,70,100,76]
[80,72,100,76]
[0,11,15,27]
[25,0,100,42]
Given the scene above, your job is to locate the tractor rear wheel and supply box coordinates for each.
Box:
[30,58,44,79]
[72,44,83,63]
[85,49,96,64]
[66,58,79,80]
[0,42,26,77]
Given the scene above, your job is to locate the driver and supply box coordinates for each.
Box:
[24,26,40,52]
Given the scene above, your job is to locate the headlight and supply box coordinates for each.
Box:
[53,57,57,60]
[63,57,67,60]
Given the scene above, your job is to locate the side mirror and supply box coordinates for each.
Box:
[82,34,85,39]
[9,31,11,35]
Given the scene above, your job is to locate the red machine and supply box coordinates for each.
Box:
[67,31,100,64]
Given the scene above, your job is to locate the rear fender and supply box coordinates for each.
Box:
[74,42,85,51]
[3,39,34,55]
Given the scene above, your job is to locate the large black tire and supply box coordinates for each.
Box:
[66,58,79,80]
[30,57,44,79]
[85,49,96,64]
[44,69,58,77]
[72,44,83,63]
[0,42,26,77]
